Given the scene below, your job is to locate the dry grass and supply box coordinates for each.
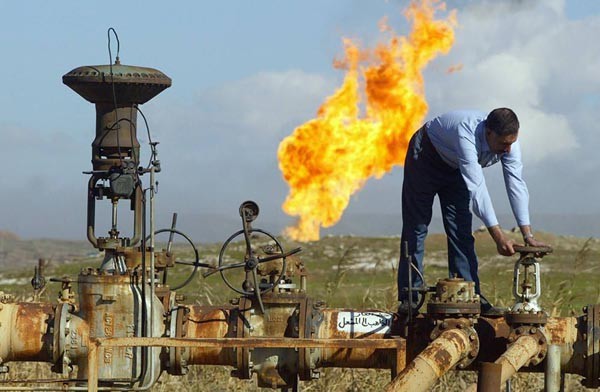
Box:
[1,233,599,391]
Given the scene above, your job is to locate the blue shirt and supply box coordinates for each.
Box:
[425,110,530,228]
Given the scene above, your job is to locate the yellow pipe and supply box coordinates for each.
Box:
[466,335,540,392]
[386,328,472,392]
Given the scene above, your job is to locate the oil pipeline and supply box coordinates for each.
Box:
[0,32,598,392]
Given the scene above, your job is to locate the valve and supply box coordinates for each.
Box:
[511,245,553,313]
[147,213,212,290]
[203,201,301,314]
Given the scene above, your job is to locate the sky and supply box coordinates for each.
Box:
[0,0,599,241]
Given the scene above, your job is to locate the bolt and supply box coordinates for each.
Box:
[583,306,588,313]
[469,334,476,341]
[458,363,465,369]
[515,328,522,335]
[440,321,447,330]
[456,323,463,329]
[530,327,537,334]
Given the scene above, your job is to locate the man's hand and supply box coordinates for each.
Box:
[519,224,549,248]
[487,225,516,257]
[496,236,516,256]
[524,236,548,247]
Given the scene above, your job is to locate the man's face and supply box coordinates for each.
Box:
[486,129,518,154]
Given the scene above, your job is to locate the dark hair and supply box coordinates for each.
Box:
[486,108,519,136]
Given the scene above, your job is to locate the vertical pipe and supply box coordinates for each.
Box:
[466,335,540,392]
[477,362,503,392]
[146,166,156,387]
[545,345,562,392]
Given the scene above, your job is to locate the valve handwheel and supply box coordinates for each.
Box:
[208,201,302,313]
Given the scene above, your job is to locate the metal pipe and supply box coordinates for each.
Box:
[317,309,398,369]
[545,344,562,392]
[385,328,471,392]
[466,335,540,392]
[0,302,53,363]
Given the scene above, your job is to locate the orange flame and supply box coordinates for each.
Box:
[278,0,456,241]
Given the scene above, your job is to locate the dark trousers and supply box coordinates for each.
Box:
[398,126,480,301]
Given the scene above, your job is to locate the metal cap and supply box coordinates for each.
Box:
[62,63,172,104]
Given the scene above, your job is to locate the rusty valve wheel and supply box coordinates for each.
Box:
[213,228,301,296]
[146,228,211,290]
[204,201,301,314]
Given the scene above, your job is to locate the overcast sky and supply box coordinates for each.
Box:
[0,0,599,241]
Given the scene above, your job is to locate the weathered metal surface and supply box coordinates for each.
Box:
[466,335,541,392]
[429,318,479,369]
[62,63,171,104]
[76,271,163,383]
[506,326,547,366]
[91,336,405,349]
[184,306,235,366]
[0,302,53,363]
[427,277,480,316]
[477,362,503,392]
[386,328,471,392]
[317,308,399,369]
[545,344,562,392]
[494,335,541,384]
[582,304,600,388]
[505,310,548,325]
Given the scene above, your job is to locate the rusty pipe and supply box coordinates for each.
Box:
[317,309,398,369]
[386,328,472,392]
[185,306,236,366]
[466,335,540,392]
[0,302,53,363]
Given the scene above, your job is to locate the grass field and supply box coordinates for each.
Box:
[0,230,598,390]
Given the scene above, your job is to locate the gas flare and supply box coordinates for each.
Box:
[278,0,456,241]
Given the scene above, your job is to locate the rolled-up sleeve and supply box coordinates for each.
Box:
[501,141,530,226]
[455,128,499,227]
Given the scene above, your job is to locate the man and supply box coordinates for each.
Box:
[398,108,547,315]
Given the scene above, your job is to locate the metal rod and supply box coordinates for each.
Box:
[111,199,118,235]
[93,336,405,349]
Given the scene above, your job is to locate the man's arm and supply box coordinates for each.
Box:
[454,130,515,256]
[488,225,515,256]
[501,141,547,247]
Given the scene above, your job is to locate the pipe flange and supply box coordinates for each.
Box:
[507,326,547,366]
[427,278,480,317]
[427,302,481,317]
[430,318,479,368]
[582,304,600,388]
[505,310,548,326]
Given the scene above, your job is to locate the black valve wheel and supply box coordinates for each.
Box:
[146,228,210,290]
[217,228,292,296]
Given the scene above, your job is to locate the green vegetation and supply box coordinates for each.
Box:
[1,231,598,390]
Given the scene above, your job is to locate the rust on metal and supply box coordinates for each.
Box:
[386,328,471,392]
[185,306,235,366]
[0,303,53,362]
[477,362,503,392]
